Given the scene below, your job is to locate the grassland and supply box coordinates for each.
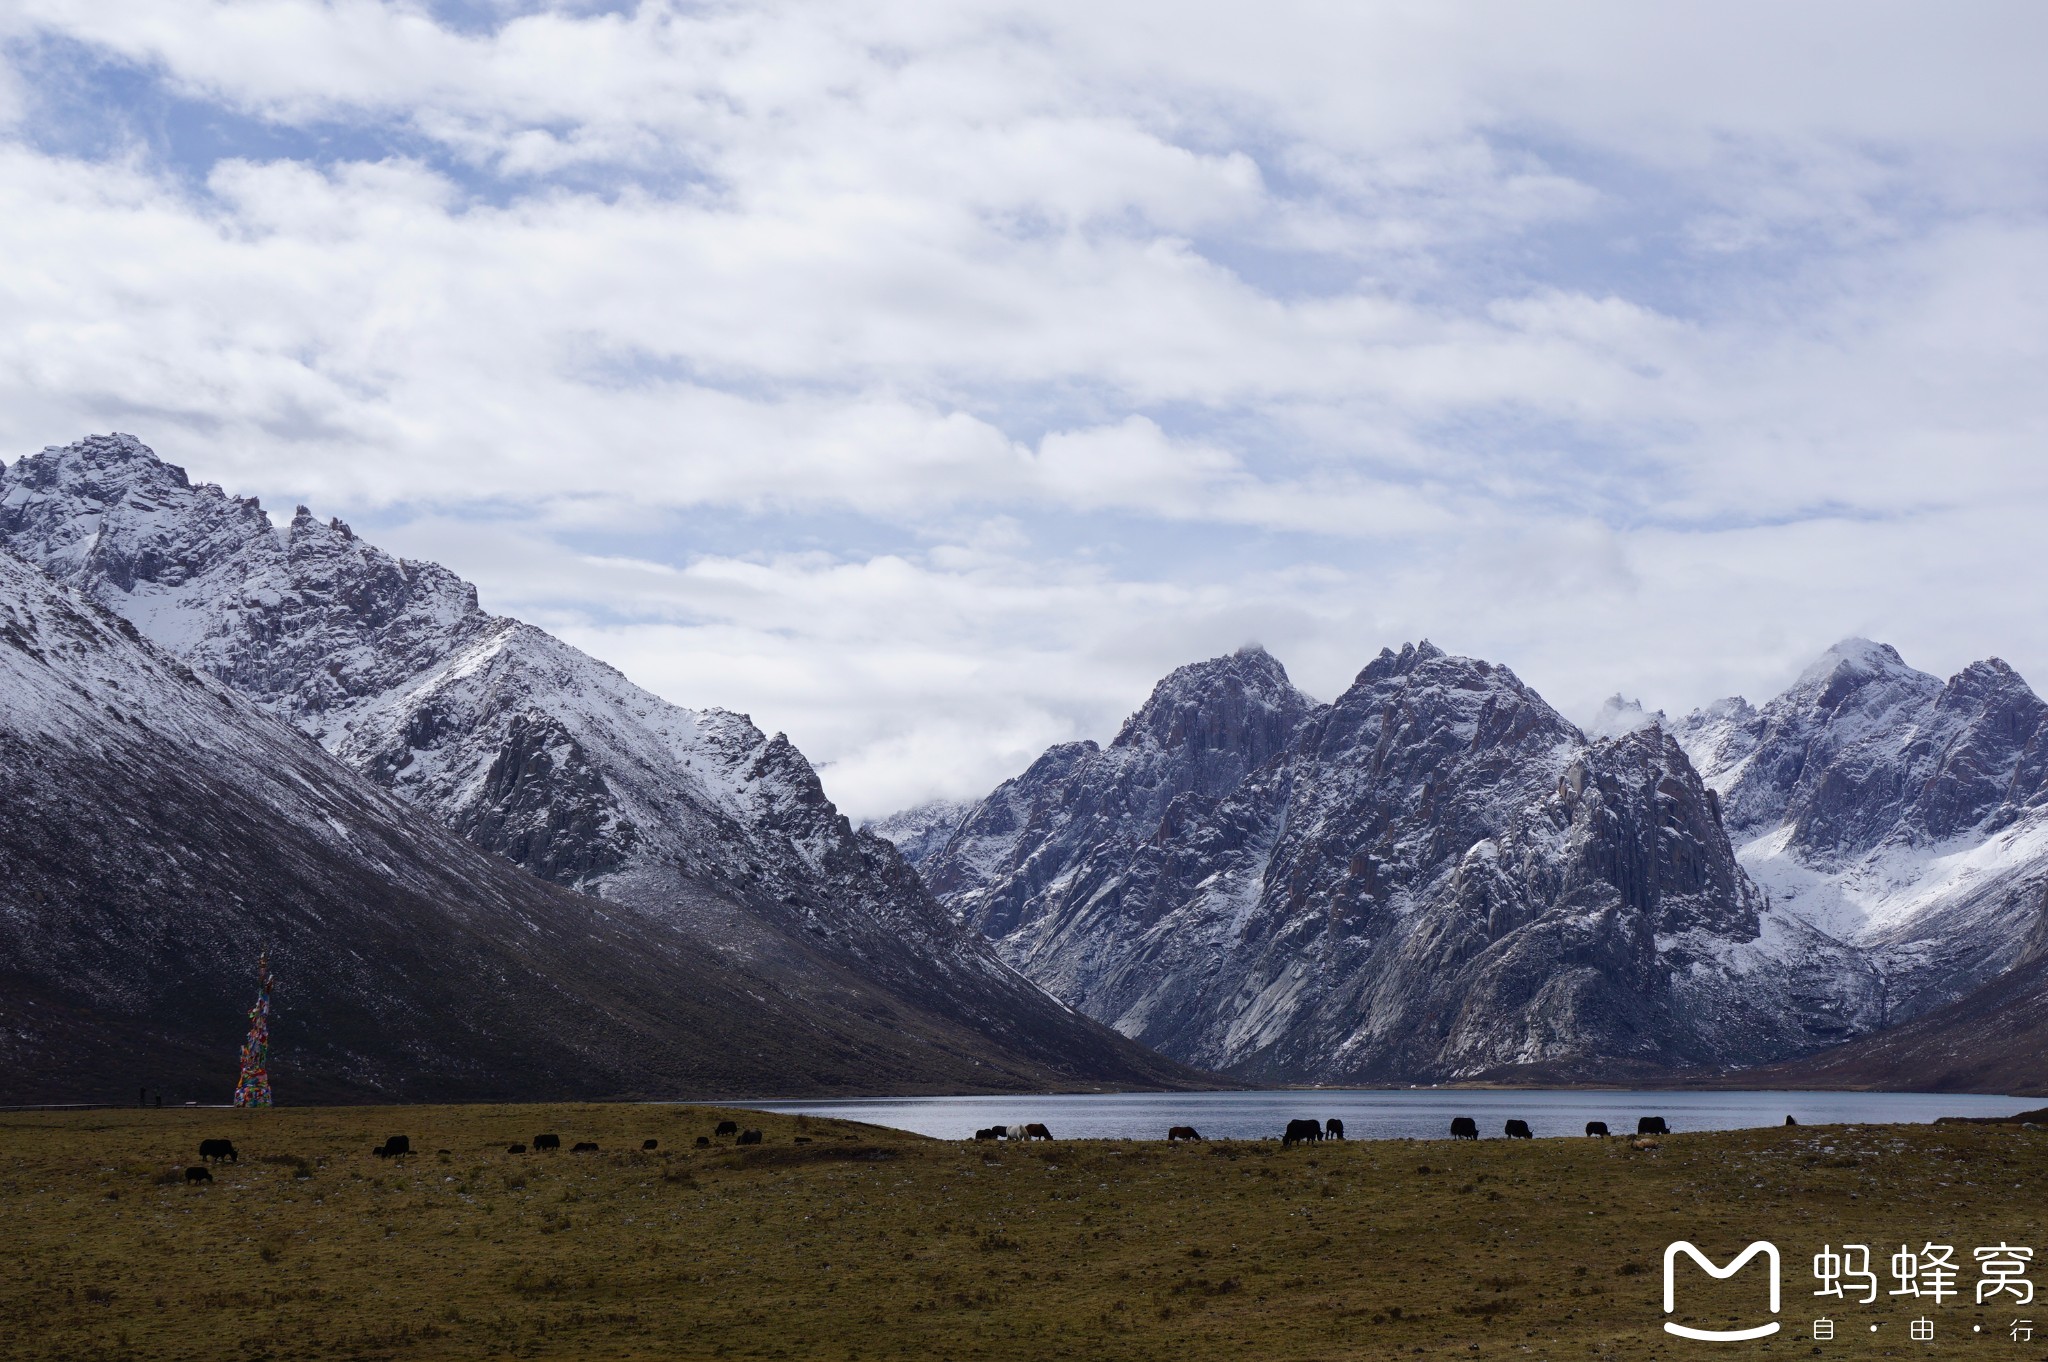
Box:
[3,1103,2045,1360]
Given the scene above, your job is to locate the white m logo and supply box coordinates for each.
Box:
[1663,1240,1781,1341]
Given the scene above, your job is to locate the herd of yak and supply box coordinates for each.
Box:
[170,1110,1738,1183]
[970,1114,1690,1145]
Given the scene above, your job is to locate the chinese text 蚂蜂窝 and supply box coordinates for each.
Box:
[1812,1243,2033,1306]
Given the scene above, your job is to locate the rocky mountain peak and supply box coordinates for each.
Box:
[1935,657,2043,721]
[1353,638,1447,687]
[1669,640,2048,1032]
[9,430,182,487]
[1316,643,1577,781]
[1789,637,1938,714]
[1586,693,1666,741]
[3,431,1195,1095]
[864,798,977,870]
[1796,636,1914,683]
[920,636,1858,1084]
[1110,643,1315,760]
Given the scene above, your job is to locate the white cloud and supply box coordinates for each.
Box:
[2,2,2047,813]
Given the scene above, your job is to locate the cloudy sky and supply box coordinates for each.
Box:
[3,2,2045,818]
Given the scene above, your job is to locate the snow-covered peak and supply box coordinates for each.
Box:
[1670,694,1760,790]
[1794,636,1921,689]
[920,633,1844,1083]
[1782,639,1940,729]
[1110,643,1315,755]
[1323,641,1569,758]
[1585,692,1665,741]
[2,432,1206,1089]
[1350,638,1449,688]
[864,798,977,869]
[1,433,970,965]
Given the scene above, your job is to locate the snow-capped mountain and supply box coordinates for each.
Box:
[0,545,1060,1103]
[1674,638,2048,1022]
[0,433,1197,1094]
[863,799,978,870]
[925,646,1319,940]
[1585,693,1665,741]
[902,642,1877,1083]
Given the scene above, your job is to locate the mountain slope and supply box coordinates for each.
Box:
[1674,639,2048,1023]
[909,642,1874,1082]
[1744,891,2048,1096]
[864,799,977,871]
[927,646,1318,940]
[0,434,1199,1096]
[0,548,1191,1104]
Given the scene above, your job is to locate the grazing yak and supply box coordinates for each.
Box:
[198,1139,238,1163]
[534,1133,561,1151]
[1282,1118,1323,1147]
[973,1128,1000,1141]
[372,1136,411,1159]
[642,1139,659,1150]
[1167,1126,1203,1142]
[1637,1116,1669,1136]
[571,1141,599,1153]
[1325,1118,1344,1140]
[1504,1119,1533,1139]
[1449,1116,1479,1140]
[1023,1123,1053,1141]
[184,1166,212,1184]
[695,1136,710,1147]
[714,1121,739,1137]
[736,1129,763,1146]
[507,1144,527,1154]
[1585,1121,1609,1138]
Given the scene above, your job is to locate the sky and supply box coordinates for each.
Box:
[2,2,2046,820]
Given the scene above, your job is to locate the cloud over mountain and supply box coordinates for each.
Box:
[2,3,2045,814]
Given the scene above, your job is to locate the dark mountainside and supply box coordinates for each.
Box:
[0,436,1201,1101]
[912,642,1882,1085]
[0,550,1099,1102]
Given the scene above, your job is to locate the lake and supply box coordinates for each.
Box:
[726,1088,2034,1142]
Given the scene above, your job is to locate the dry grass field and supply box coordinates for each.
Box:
[3,1103,2045,1361]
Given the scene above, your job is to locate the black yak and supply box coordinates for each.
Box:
[1282,1118,1323,1147]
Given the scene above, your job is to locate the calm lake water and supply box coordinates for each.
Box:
[725,1089,2033,1142]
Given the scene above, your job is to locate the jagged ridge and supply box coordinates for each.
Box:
[906,641,1880,1082]
[0,434,1200,1096]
